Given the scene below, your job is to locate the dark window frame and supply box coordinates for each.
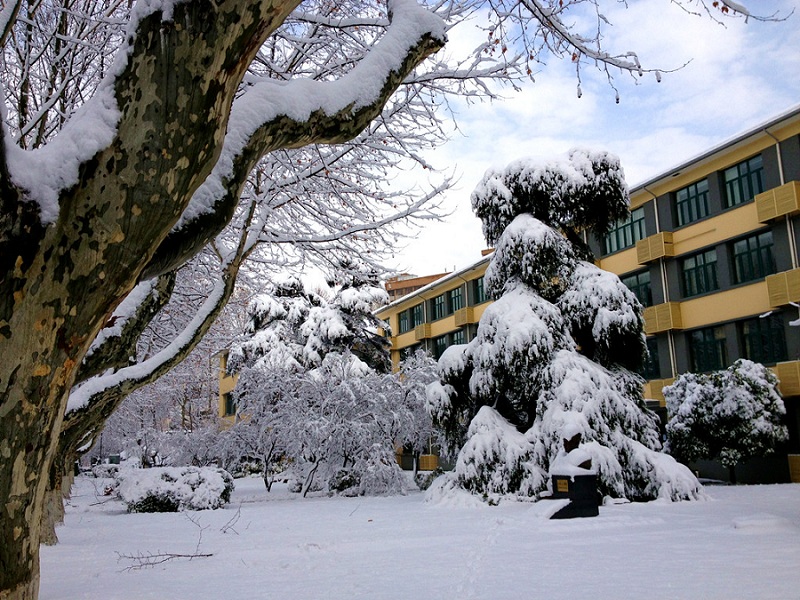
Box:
[603,207,646,255]
[621,269,653,307]
[473,276,487,304]
[740,314,787,365]
[675,178,710,227]
[412,303,424,327]
[432,294,447,320]
[639,336,661,380]
[449,287,464,312]
[689,326,727,373]
[723,154,764,208]
[398,310,411,334]
[732,230,775,284]
[681,249,719,298]
[223,393,236,417]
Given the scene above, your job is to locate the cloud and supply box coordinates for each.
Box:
[390,1,800,276]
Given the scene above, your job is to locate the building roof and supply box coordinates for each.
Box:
[630,104,800,194]
[376,252,493,314]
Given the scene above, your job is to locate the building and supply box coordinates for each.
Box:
[384,272,450,302]
[376,105,800,483]
[214,350,238,424]
[376,254,493,368]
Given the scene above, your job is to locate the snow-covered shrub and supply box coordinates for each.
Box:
[355,449,408,497]
[116,467,234,513]
[415,468,444,491]
[665,359,788,481]
[91,464,120,479]
[455,407,544,499]
[329,469,361,496]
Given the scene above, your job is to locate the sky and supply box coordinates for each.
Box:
[388,0,800,277]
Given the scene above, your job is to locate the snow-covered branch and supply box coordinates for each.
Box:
[77,273,176,383]
[142,0,446,278]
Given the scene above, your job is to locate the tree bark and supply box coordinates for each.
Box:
[0,3,299,597]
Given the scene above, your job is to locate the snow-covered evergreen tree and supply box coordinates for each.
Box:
[665,359,788,483]
[428,148,702,502]
[223,274,435,496]
[303,259,391,372]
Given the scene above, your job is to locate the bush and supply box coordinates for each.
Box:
[91,464,120,479]
[329,469,361,496]
[117,467,234,513]
[414,468,443,491]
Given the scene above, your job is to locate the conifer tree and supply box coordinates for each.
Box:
[428,149,702,502]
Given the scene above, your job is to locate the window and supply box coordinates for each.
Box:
[412,303,424,327]
[741,315,787,365]
[449,287,464,312]
[621,269,652,307]
[690,327,727,372]
[223,393,236,417]
[732,230,775,284]
[682,249,718,298]
[432,329,467,358]
[400,344,421,360]
[433,334,449,359]
[723,154,764,208]
[432,294,447,320]
[603,207,646,255]
[639,337,661,380]
[473,276,487,304]
[675,179,710,226]
[398,310,410,334]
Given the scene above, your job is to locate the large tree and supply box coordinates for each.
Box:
[0,1,777,598]
[427,149,703,502]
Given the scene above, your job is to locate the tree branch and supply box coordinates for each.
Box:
[76,272,176,384]
[141,0,446,279]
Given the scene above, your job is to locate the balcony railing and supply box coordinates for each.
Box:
[756,180,800,222]
[766,268,800,307]
[643,302,683,334]
[636,232,674,264]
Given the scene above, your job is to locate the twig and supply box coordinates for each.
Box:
[220,504,242,535]
[116,512,212,571]
[116,550,213,571]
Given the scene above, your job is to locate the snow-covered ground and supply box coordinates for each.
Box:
[41,476,800,600]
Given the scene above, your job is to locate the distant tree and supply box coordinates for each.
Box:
[665,359,788,484]
[428,149,702,502]
[222,280,436,495]
[304,259,391,372]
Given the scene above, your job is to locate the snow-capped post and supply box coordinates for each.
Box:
[427,149,704,504]
[548,425,599,519]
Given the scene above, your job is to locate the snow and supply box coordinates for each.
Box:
[117,466,233,512]
[5,84,120,224]
[41,475,800,600]
[84,279,160,360]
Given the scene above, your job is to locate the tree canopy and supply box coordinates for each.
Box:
[665,359,788,483]
[427,150,702,502]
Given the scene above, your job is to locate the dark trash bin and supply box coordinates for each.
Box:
[549,473,599,519]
